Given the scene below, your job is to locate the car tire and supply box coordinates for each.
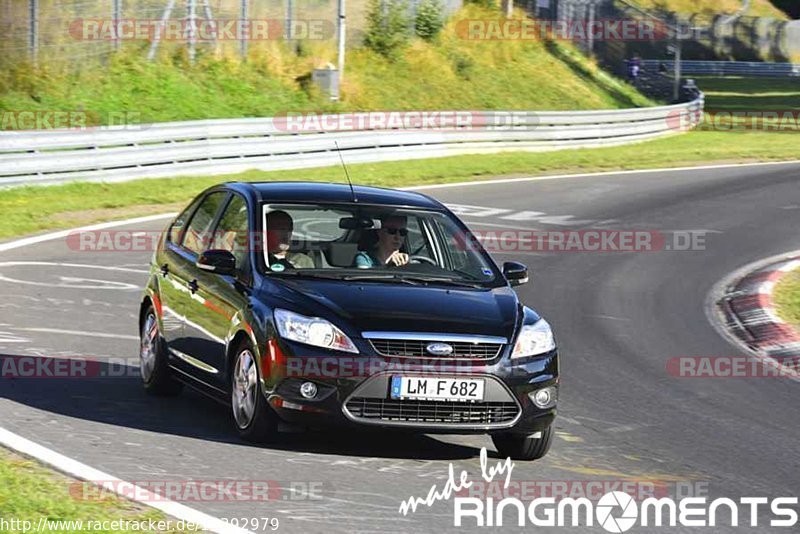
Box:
[230,341,278,443]
[491,424,553,461]
[139,305,183,396]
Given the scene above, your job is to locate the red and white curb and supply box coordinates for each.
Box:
[712,252,800,376]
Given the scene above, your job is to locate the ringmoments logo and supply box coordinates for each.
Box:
[595,491,637,533]
[452,492,799,530]
[397,448,800,530]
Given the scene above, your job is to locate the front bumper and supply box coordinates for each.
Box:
[262,338,558,435]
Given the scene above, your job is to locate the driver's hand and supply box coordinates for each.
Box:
[387,251,409,266]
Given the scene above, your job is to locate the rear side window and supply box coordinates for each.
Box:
[181,192,227,254]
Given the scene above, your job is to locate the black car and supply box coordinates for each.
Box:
[139,182,559,460]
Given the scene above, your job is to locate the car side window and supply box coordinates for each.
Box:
[167,198,201,244]
[212,194,250,271]
[180,192,227,255]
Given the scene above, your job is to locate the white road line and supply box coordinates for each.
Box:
[0,213,176,253]
[0,274,140,291]
[12,327,138,341]
[0,261,150,274]
[0,428,253,534]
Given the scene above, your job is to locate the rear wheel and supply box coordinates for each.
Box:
[139,306,183,396]
[231,342,278,442]
[491,425,553,461]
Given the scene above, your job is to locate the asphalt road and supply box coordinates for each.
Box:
[2,162,800,533]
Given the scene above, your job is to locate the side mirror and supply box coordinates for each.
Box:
[502,261,529,287]
[197,249,236,276]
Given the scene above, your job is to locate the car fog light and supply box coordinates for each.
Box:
[300,381,318,399]
[529,386,557,408]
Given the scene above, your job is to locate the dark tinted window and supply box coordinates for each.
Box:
[167,198,202,244]
[212,195,250,269]
[181,192,227,254]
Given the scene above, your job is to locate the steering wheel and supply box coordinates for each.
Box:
[409,255,436,265]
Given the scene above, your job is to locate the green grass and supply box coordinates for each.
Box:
[0,448,192,533]
[1,129,798,240]
[697,76,800,112]
[773,268,800,329]
[0,6,653,129]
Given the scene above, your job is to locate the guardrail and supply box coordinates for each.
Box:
[642,60,800,77]
[0,96,704,188]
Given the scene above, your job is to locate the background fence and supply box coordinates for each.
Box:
[0,94,704,187]
[0,0,463,67]
[642,59,800,76]
[535,0,799,67]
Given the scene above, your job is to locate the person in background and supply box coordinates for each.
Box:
[626,54,642,85]
[354,215,409,268]
[265,210,314,270]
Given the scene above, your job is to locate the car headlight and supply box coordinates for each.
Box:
[511,319,556,358]
[274,309,358,353]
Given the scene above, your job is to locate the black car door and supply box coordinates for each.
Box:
[158,199,202,349]
[161,190,229,388]
[179,193,253,390]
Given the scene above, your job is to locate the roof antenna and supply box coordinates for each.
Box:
[334,141,358,203]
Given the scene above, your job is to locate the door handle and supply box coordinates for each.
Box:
[188,279,199,294]
[160,263,169,277]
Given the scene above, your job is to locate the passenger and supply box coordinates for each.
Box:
[354,215,409,268]
[265,210,314,270]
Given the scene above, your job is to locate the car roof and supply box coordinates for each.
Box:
[224,181,445,210]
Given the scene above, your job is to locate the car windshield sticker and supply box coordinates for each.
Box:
[270,263,286,272]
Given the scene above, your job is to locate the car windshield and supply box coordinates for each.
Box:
[261,203,500,286]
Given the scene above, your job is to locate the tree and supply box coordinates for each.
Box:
[415,0,444,42]
[364,0,411,59]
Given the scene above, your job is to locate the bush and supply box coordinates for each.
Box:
[364,0,411,59]
[415,0,444,41]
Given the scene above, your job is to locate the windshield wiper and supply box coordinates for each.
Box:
[341,274,424,285]
[398,276,485,288]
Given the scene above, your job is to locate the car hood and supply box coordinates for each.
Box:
[262,278,520,339]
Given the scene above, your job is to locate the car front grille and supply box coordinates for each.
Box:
[369,339,503,360]
[345,397,519,425]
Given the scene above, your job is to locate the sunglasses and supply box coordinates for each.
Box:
[383,227,408,237]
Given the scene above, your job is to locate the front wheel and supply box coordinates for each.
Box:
[231,343,278,442]
[139,306,183,396]
[491,425,553,461]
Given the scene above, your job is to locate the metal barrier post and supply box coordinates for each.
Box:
[29,0,38,63]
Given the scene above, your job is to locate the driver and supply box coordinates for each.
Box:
[265,210,314,270]
[354,215,409,268]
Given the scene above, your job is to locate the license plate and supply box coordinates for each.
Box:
[390,376,485,402]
